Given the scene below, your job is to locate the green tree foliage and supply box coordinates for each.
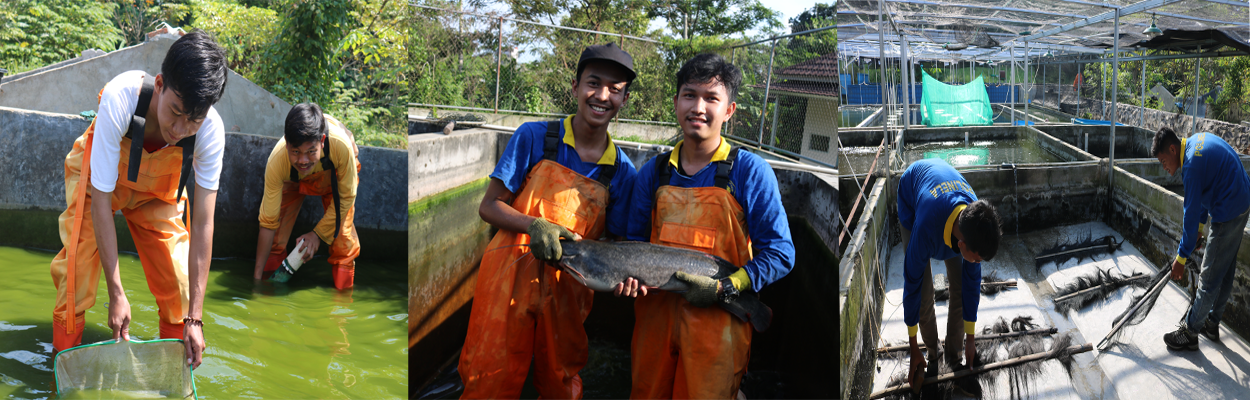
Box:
[187,0,279,77]
[648,0,781,40]
[333,0,409,148]
[112,0,194,47]
[256,0,354,104]
[785,3,834,61]
[0,0,124,73]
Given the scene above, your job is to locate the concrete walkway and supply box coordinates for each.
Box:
[874,221,1250,399]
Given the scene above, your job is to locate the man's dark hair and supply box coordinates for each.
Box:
[576,60,635,94]
[160,29,228,120]
[284,103,327,148]
[1151,127,1182,156]
[675,53,743,103]
[958,199,1002,261]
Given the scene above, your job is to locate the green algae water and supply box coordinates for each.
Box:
[57,389,179,399]
[904,139,1056,167]
[0,246,407,399]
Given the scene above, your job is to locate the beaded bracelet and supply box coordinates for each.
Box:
[183,317,204,328]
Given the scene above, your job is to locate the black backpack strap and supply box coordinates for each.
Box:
[175,136,196,227]
[322,133,341,240]
[713,147,741,191]
[653,151,673,202]
[542,119,561,161]
[125,74,156,183]
[596,162,617,189]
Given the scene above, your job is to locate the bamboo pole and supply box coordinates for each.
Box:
[876,327,1057,354]
[869,343,1094,399]
[1096,272,1169,351]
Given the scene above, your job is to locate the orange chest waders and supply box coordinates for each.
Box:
[52,76,196,352]
[459,120,617,399]
[631,148,755,400]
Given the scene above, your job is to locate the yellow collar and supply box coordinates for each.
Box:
[1179,137,1186,170]
[562,115,617,165]
[944,204,967,249]
[668,138,732,169]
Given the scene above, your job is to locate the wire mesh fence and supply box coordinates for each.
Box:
[412,3,837,167]
[729,27,838,163]
[411,4,669,123]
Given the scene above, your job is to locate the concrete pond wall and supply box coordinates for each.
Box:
[0,107,406,261]
[0,37,292,138]
[409,107,681,144]
[1033,90,1250,154]
[410,128,839,397]
[1033,124,1156,159]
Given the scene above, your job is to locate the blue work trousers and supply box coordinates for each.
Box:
[1184,207,1250,331]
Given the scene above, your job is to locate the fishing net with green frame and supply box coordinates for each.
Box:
[53,339,197,399]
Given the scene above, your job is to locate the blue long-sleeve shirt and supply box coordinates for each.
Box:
[626,140,795,291]
[898,159,982,334]
[1176,133,1250,264]
[490,116,638,237]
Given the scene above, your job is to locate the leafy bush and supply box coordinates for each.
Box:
[0,0,124,73]
[187,0,279,78]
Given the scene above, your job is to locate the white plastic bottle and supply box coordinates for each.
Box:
[270,239,307,283]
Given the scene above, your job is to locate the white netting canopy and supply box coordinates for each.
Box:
[839,0,1250,62]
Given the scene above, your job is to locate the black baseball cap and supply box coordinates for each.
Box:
[576,43,636,83]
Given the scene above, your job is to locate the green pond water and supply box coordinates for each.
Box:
[57,389,180,399]
[840,107,879,127]
[0,246,407,399]
[904,139,1057,167]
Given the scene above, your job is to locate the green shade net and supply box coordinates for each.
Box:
[921,70,993,127]
[924,148,990,166]
[54,339,196,399]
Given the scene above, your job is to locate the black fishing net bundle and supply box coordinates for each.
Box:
[878,332,1082,400]
[1099,267,1172,350]
[1051,268,1151,316]
[935,271,1011,302]
[1035,233,1123,272]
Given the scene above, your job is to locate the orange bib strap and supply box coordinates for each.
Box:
[62,127,98,334]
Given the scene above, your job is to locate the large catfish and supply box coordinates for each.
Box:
[555,240,773,332]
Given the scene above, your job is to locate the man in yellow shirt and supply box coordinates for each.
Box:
[252,103,361,289]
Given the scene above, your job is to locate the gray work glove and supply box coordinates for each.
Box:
[674,271,719,307]
[527,218,574,262]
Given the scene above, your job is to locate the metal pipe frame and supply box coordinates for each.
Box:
[1030,50,1249,65]
[1025,41,1031,122]
[1110,9,1120,192]
[1192,56,1202,134]
[1021,0,1186,43]
[407,103,679,125]
[757,39,778,147]
[1141,50,1148,127]
[880,0,1089,19]
[841,35,1103,56]
[902,34,912,129]
[1203,0,1248,7]
[838,10,1059,28]
[1153,10,1250,26]
[412,4,661,43]
[880,0,890,148]
[727,24,836,49]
